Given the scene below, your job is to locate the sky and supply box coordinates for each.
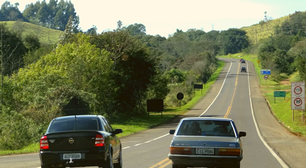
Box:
[7,0,306,38]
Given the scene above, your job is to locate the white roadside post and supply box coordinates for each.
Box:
[291,82,305,122]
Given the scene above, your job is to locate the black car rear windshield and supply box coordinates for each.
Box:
[48,117,100,133]
[176,120,235,137]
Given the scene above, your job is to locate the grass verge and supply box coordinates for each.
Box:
[218,53,306,136]
[0,60,226,155]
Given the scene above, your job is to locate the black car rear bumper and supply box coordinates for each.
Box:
[169,154,242,167]
[40,150,106,167]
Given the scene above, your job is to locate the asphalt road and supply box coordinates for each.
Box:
[1,58,305,168]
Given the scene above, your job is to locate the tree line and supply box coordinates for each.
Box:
[0,0,79,31]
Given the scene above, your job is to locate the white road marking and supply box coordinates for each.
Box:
[200,61,233,116]
[247,63,289,168]
[123,146,131,150]
[123,133,170,149]
[134,143,143,146]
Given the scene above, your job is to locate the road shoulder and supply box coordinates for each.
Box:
[248,60,306,168]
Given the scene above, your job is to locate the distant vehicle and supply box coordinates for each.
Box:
[241,67,247,72]
[168,117,246,168]
[239,59,243,62]
[39,115,123,168]
[241,60,246,63]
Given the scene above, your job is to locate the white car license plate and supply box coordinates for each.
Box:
[63,153,82,160]
[196,148,214,155]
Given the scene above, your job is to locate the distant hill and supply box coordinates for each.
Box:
[0,21,63,45]
[241,15,291,44]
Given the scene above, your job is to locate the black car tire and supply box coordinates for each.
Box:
[101,151,114,168]
[114,150,122,168]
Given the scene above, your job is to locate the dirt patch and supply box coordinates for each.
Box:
[280,78,291,85]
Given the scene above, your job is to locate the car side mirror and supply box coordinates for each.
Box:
[239,131,246,137]
[169,130,175,135]
[113,129,123,135]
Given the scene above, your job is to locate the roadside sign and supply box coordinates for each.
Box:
[147,99,164,112]
[177,92,184,100]
[194,84,203,89]
[260,69,271,75]
[291,97,305,110]
[291,82,305,110]
[264,75,268,80]
[274,91,286,97]
[291,82,305,98]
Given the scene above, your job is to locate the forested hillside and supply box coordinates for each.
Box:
[242,11,306,83]
[241,15,290,44]
[0,0,79,32]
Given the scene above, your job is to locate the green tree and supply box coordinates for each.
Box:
[258,42,276,69]
[274,49,294,74]
[218,28,249,55]
[36,0,50,26]
[0,23,27,76]
[0,1,24,21]
[117,20,122,29]
[22,0,79,31]
[10,34,113,122]
[86,25,97,35]
[166,68,187,83]
[126,23,146,36]
[288,39,306,81]
[90,31,157,117]
[24,33,40,51]
[186,29,205,41]
[23,45,53,66]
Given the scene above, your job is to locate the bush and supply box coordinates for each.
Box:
[165,83,193,107]
[0,106,46,150]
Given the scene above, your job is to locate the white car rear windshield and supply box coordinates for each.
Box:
[176,120,235,137]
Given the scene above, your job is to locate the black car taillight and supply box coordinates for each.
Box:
[40,135,49,150]
[95,134,105,147]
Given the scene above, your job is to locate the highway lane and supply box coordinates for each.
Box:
[0,59,287,168]
[120,59,285,168]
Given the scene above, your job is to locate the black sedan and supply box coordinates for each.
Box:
[241,67,247,72]
[39,115,123,168]
[168,117,246,168]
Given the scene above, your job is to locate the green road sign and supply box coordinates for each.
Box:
[274,91,286,97]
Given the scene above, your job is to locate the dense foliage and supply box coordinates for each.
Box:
[0,23,27,76]
[0,0,79,31]
[250,11,306,82]
[0,5,250,150]
[0,1,26,21]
